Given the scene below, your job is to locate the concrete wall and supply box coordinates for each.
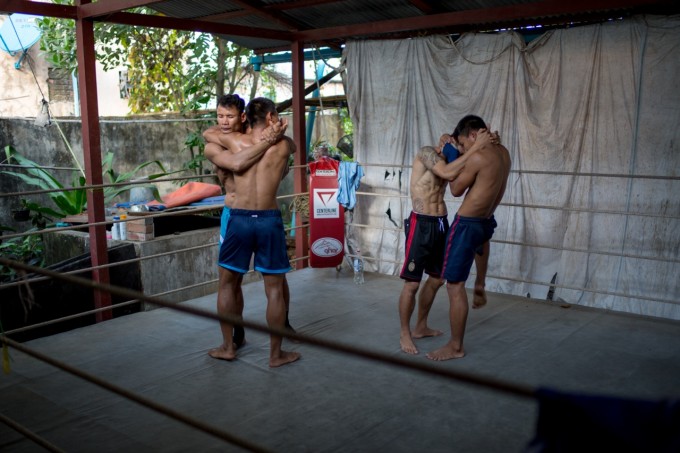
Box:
[0,114,217,231]
[0,111,342,232]
[43,226,264,309]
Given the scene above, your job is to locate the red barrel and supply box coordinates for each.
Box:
[308,157,345,267]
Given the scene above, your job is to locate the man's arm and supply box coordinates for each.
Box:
[431,129,494,180]
[203,119,288,147]
[416,146,445,174]
[203,120,290,173]
[449,153,483,197]
[202,125,222,145]
[204,141,268,174]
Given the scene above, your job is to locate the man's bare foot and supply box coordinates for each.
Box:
[400,333,419,354]
[412,326,443,339]
[208,344,237,361]
[269,350,301,368]
[426,345,465,361]
[473,286,487,309]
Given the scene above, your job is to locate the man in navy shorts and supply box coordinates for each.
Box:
[204,94,295,349]
[398,131,493,354]
[207,97,300,368]
[426,115,511,361]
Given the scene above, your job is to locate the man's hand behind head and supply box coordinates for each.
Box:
[261,117,288,145]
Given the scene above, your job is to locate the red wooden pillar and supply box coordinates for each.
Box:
[291,41,309,269]
[75,1,112,321]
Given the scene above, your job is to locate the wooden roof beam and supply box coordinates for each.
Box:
[293,0,674,41]
[79,0,162,18]
[0,0,76,19]
[93,11,294,40]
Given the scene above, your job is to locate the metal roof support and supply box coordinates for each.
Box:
[75,0,112,321]
[291,40,308,270]
[250,48,343,70]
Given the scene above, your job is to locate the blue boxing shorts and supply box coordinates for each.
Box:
[219,206,231,246]
[218,209,291,274]
[441,214,497,283]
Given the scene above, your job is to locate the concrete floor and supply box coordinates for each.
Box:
[1,267,679,452]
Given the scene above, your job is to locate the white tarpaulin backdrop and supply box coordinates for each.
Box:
[344,15,680,320]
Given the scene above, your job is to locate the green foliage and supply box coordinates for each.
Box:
[2,146,170,215]
[0,231,44,282]
[101,152,167,203]
[18,199,57,229]
[2,146,86,217]
[339,107,354,136]
[35,6,278,114]
[179,130,207,179]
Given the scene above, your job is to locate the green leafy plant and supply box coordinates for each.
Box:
[36,6,285,114]
[16,199,55,229]
[0,229,44,282]
[2,146,170,216]
[101,151,167,203]
[2,146,86,217]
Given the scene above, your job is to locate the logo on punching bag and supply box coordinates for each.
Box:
[313,188,340,219]
[311,237,343,257]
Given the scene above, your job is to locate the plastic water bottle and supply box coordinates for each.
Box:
[119,214,127,240]
[112,216,121,240]
[353,251,365,285]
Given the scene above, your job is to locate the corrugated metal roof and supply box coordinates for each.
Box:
[9,0,673,53]
[146,0,679,52]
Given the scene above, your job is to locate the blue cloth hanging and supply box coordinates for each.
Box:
[337,161,364,210]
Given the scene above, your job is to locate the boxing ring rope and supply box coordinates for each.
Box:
[0,335,274,453]
[357,162,680,181]
[0,256,537,452]
[0,412,65,453]
[0,173,223,201]
[2,160,675,306]
[2,253,311,337]
[1,164,676,450]
[3,162,677,316]
[0,218,309,291]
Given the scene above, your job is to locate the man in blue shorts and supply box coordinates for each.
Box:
[206,97,299,368]
[426,115,511,361]
[203,94,295,350]
[398,131,493,354]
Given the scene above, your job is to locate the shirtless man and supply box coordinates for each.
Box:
[398,131,493,355]
[451,127,493,310]
[427,115,511,361]
[203,94,295,350]
[207,97,299,368]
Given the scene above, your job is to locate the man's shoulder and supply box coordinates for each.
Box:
[470,144,510,171]
[273,136,295,154]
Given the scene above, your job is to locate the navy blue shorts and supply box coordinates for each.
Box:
[218,209,291,274]
[219,206,231,246]
[441,214,497,283]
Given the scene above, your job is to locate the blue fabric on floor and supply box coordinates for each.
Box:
[526,388,680,453]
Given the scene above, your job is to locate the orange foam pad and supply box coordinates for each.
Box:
[146,182,222,209]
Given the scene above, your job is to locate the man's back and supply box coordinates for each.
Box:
[227,131,293,210]
[455,143,510,218]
